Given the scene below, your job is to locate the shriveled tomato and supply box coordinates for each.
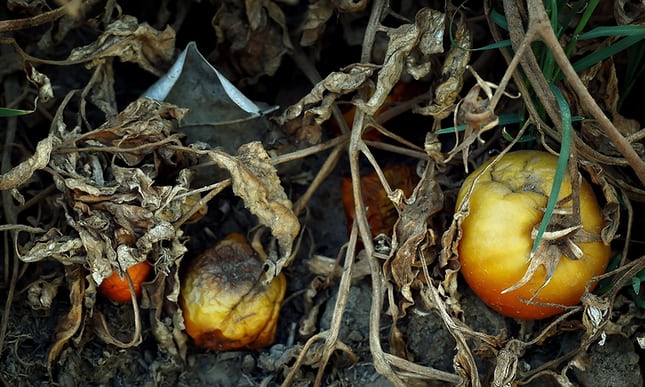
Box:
[98,261,152,304]
[341,164,419,237]
[180,233,286,350]
[456,150,610,320]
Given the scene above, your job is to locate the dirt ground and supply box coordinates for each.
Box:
[1,1,645,386]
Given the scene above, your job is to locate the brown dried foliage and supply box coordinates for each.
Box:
[1,0,644,386]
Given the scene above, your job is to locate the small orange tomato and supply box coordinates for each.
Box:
[456,150,610,320]
[180,233,286,351]
[98,261,152,304]
[342,164,419,237]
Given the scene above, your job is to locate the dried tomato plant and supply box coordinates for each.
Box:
[1,0,644,386]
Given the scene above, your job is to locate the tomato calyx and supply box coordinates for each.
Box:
[501,204,601,297]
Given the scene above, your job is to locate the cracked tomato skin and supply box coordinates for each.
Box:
[456,150,610,320]
[180,233,286,350]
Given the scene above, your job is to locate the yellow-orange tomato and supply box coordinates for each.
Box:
[180,234,286,350]
[456,150,610,320]
[98,261,152,304]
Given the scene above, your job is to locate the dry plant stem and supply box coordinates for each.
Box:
[271,134,349,165]
[293,144,345,217]
[382,353,462,384]
[349,112,402,384]
[485,2,634,175]
[500,0,645,185]
[608,255,645,300]
[0,70,22,357]
[173,179,231,228]
[358,141,392,196]
[281,332,326,386]
[367,121,424,151]
[420,258,477,385]
[58,134,185,154]
[313,224,360,386]
[0,5,67,33]
[618,190,633,267]
[373,91,432,125]
[350,0,409,385]
[290,46,350,134]
[363,140,428,160]
[93,272,143,348]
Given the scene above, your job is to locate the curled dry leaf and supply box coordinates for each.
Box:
[25,99,190,283]
[66,15,176,76]
[355,8,445,116]
[299,0,335,46]
[580,293,611,349]
[579,60,643,157]
[47,265,84,372]
[277,64,376,126]
[445,68,510,171]
[614,0,645,24]
[0,133,55,190]
[580,161,620,245]
[78,98,187,166]
[492,346,519,387]
[298,0,367,46]
[143,267,188,362]
[414,13,471,120]
[27,275,64,310]
[386,159,443,304]
[212,0,292,83]
[26,62,54,102]
[208,141,300,278]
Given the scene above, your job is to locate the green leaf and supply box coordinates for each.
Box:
[531,84,572,255]
[0,107,34,117]
[572,35,644,73]
[578,25,645,40]
[632,276,641,295]
[490,8,508,31]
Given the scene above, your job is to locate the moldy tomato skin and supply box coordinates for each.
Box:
[456,150,610,320]
[180,233,286,351]
[98,261,152,304]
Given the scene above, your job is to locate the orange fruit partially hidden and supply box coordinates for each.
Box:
[98,261,153,304]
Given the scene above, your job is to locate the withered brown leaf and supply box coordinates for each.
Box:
[208,142,300,278]
[66,15,175,76]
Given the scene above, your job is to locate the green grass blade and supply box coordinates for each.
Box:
[531,84,572,255]
[437,113,522,134]
[449,7,511,51]
[0,107,34,117]
[490,8,508,31]
[578,25,645,40]
[572,35,644,73]
[574,0,600,36]
[559,0,591,37]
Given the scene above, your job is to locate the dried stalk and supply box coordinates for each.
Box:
[492,0,645,186]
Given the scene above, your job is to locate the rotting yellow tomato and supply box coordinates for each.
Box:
[456,150,610,320]
[180,233,286,350]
